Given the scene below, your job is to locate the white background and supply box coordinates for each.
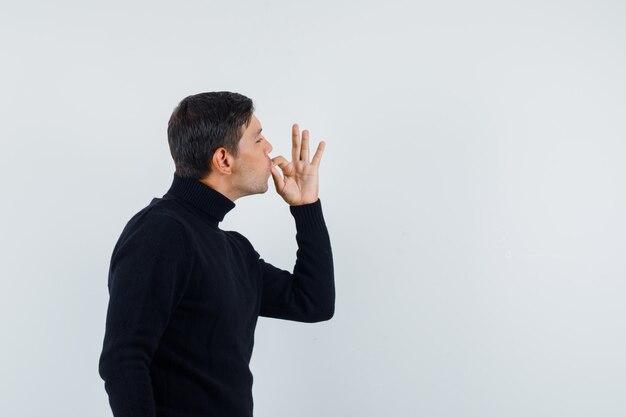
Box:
[1,1,625,416]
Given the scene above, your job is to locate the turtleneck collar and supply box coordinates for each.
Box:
[163,173,236,224]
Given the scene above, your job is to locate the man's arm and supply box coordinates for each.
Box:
[256,198,335,322]
[261,123,334,322]
[98,213,193,417]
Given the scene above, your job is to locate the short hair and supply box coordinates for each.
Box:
[167,91,255,179]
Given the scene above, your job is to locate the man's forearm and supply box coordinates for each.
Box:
[257,198,335,322]
[290,199,335,321]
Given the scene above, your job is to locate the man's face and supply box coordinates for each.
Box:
[230,113,274,197]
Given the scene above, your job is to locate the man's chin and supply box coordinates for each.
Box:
[252,182,269,195]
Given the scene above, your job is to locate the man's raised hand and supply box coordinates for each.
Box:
[270,123,325,206]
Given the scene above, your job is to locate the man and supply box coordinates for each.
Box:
[98,91,335,417]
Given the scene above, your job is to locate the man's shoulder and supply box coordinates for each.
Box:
[116,198,190,245]
[223,229,250,245]
[128,197,185,226]
[223,229,256,253]
[109,200,194,270]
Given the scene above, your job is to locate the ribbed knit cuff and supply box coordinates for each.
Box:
[289,198,326,232]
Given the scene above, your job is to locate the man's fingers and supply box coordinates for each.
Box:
[271,156,293,176]
[270,165,284,191]
[311,141,325,167]
[271,155,289,167]
[292,124,301,163]
[300,129,310,162]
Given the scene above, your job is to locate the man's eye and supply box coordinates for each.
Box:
[256,139,263,143]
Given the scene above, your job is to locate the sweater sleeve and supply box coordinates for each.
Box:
[257,198,335,323]
[98,213,193,417]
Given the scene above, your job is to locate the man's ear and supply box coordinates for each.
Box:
[211,147,234,175]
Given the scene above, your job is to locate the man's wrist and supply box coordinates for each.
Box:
[289,198,319,207]
[289,199,325,232]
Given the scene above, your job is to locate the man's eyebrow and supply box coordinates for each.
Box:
[257,128,263,135]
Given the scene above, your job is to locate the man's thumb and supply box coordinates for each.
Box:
[270,164,284,192]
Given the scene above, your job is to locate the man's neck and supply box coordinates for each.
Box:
[198,176,239,202]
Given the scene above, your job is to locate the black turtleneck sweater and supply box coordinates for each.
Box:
[98,173,335,417]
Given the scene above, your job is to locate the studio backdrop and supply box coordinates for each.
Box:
[1,1,624,416]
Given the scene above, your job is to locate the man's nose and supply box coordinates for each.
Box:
[265,141,273,155]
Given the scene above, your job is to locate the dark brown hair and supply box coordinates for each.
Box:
[167,91,255,178]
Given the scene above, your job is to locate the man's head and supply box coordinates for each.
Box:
[167,92,274,200]
[167,91,254,178]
